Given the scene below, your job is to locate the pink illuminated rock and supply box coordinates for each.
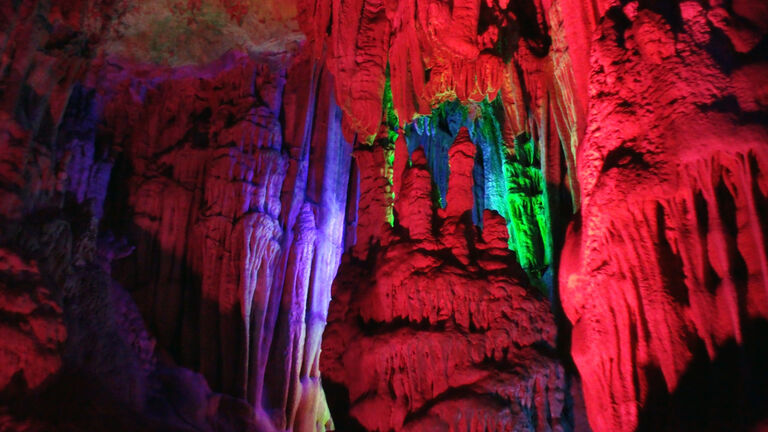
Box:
[443,127,477,219]
[3,0,768,431]
[395,148,434,241]
[559,3,768,432]
[322,139,568,431]
[0,249,66,392]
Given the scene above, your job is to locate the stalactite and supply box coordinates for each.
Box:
[98,49,352,429]
[2,0,767,431]
[560,3,768,430]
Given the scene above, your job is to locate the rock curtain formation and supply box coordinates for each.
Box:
[1,0,767,431]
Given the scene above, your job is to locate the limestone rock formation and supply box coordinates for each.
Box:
[1,0,768,431]
[0,249,66,394]
[1,1,341,430]
[559,3,768,431]
[99,50,352,430]
[322,133,569,431]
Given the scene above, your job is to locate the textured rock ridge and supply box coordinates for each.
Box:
[322,131,569,431]
[296,0,598,296]
[1,2,580,428]
[0,249,66,394]
[297,0,582,217]
[99,49,352,430]
[559,2,768,431]
[1,2,272,430]
[2,0,768,432]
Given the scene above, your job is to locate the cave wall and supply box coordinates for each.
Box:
[1,1,349,430]
[304,0,768,430]
[560,2,768,431]
[322,132,571,431]
[100,49,350,430]
[0,1,267,430]
[1,0,767,431]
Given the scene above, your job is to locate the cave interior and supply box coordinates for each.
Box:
[1,0,768,431]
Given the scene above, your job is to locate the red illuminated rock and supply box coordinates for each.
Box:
[2,2,341,429]
[98,54,288,408]
[395,148,433,241]
[443,127,476,219]
[559,3,768,431]
[3,0,768,431]
[0,249,66,393]
[298,0,559,137]
[438,127,477,265]
[322,135,568,431]
[299,0,583,226]
[350,142,394,260]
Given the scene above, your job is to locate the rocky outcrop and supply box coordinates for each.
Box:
[305,1,768,431]
[298,0,586,290]
[1,1,342,430]
[0,249,66,395]
[560,2,768,431]
[322,132,569,431]
[414,102,553,275]
[0,2,266,430]
[297,0,577,177]
[3,0,768,431]
[0,0,126,403]
[97,48,353,430]
[4,2,577,429]
[102,0,304,65]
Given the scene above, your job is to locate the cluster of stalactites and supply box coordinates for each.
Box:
[295,0,586,291]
